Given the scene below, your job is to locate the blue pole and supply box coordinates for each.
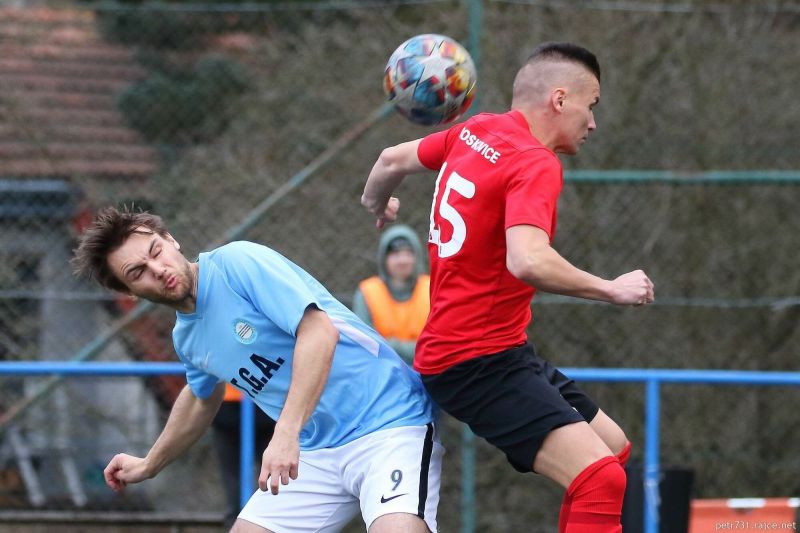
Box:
[461,425,476,533]
[6,363,800,385]
[239,398,256,509]
[6,361,800,530]
[0,361,185,376]
[644,380,661,533]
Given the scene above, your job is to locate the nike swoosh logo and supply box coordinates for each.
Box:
[380,493,408,503]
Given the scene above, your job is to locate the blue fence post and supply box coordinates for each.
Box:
[239,397,255,509]
[644,379,661,533]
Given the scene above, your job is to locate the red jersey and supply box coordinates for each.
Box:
[414,110,563,374]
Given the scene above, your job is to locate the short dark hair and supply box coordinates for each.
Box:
[72,206,169,292]
[527,42,601,82]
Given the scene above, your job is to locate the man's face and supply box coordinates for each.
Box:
[556,74,600,155]
[385,248,416,283]
[107,229,195,308]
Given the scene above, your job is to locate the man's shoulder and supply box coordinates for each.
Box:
[461,111,513,133]
[205,241,277,268]
[517,144,561,168]
[210,240,264,257]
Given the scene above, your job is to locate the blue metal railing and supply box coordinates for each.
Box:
[2,362,799,532]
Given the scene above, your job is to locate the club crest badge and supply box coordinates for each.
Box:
[233,319,257,344]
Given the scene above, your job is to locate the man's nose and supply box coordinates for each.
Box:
[152,262,166,279]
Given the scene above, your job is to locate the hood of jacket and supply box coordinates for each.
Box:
[376,224,425,284]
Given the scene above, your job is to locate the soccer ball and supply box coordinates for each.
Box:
[383,34,477,126]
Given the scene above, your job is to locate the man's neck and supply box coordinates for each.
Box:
[173,262,199,314]
[513,107,558,152]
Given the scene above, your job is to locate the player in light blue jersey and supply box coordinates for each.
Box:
[73,207,444,533]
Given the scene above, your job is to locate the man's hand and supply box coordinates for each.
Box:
[103,453,153,493]
[608,270,655,306]
[362,195,400,229]
[258,427,300,495]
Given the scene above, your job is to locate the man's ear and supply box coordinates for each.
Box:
[551,88,566,113]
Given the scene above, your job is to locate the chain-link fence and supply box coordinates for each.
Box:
[1,0,799,530]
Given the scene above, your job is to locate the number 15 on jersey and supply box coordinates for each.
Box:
[429,163,476,258]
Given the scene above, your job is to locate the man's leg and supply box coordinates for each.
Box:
[535,422,626,533]
[534,421,614,490]
[421,345,625,532]
[352,424,443,533]
[369,512,430,533]
[589,409,629,459]
[235,444,359,533]
[554,409,631,532]
[230,518,273,533]
[549,362,630,461]
[233,509,430,533]
[548,361,630,531]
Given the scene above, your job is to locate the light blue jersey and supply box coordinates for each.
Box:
[172,241,434,450]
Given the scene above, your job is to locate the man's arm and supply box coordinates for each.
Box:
[258,306,339,495]
[361,139,427,228]
[506,225,654,305]
[103,382,225,492]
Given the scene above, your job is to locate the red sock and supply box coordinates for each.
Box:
[616,441,632,467]
[558,445,631,533]
[563,456,627,533]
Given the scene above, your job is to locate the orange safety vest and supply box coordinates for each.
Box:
[223,383,242,402]
[358,275,430,341]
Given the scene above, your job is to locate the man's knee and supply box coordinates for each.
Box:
[589,410,628,455]
[534,422,614,487]
[608,430,629,456]
[604,459,627,496]
[570,456,627,498]
[563,458,626,532]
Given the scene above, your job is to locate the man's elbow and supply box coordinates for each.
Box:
[327,321,340,348]
[379,143,422,176]
[506,251,541,283]
[196,383,225,410]
[318,313,340,354]
[377,147,402,175]
[210,382,226,402]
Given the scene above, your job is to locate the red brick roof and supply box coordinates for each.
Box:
[0,6,158,179]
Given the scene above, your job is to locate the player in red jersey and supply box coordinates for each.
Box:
[362,42,654,532]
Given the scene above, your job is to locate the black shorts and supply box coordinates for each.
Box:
[421,343,599,473]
